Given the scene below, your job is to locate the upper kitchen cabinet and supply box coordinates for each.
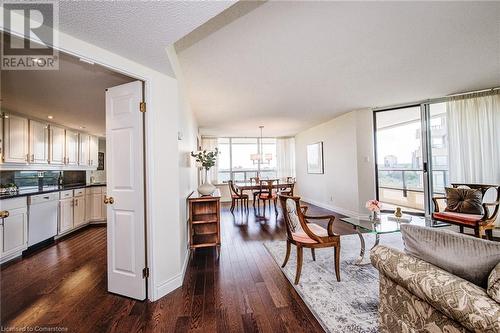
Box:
[79,133,90,166]
[3,114,29,163]
[49,125,65,165]
[65,130,79,165]
[29,120,49,164]
[89,136,99,167]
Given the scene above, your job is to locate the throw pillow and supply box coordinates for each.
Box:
[401,224,500,288]
[445,187,484,215]
[487,262,500,303]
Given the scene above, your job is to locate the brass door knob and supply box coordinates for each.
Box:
[0,210,9,218]
[104,196,114,205]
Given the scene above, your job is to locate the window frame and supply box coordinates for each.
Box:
[215,137,277,184]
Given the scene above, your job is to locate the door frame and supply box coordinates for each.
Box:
[372,104,428,216]
[4,29,154,300]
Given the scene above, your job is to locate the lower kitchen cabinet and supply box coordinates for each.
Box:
[59,197,74,234]
[73,195,86,228]
[1,198,28,263]
[86,186,106,223]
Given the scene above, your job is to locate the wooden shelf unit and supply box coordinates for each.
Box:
[188,189,221,252]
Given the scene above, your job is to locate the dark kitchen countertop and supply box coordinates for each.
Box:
[0,183,107,200]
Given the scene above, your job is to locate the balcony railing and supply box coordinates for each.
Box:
[377,168,449,211]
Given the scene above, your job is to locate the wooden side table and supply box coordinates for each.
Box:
[187,189,221,256]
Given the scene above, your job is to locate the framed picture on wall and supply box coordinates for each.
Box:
[307,142,324,174]
[97,152,105,170]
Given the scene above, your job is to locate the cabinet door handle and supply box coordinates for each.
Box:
[0,210,9,218]
[104,196,114,205]
[25,154,29,162]
[31,154,34,162]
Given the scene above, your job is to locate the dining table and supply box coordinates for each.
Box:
[234,181,295,193]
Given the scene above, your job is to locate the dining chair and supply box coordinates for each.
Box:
[258,179,279,215]
[228,180,248,212]
[279,194,341,284]
[278,177,296,196]
[249,176,261,208]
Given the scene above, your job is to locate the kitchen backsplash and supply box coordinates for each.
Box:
[0,170,86,187]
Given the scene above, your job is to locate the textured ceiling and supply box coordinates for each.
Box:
[1,48,134,136]
[178,1,500,137]
[58,0,235,76]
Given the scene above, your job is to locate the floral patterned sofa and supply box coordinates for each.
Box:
[371,245,500,332]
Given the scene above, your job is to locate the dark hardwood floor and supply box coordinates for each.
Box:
[1,202,355,332]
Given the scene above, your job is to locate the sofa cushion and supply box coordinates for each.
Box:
[401,224,500,287]
[445,187,484,214]
[488,263,500,303]
[432,211,483,225]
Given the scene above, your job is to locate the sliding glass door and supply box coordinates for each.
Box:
[375,106,426,213]
[375,102,453,216]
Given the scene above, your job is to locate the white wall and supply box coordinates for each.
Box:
[166,45,199,293]
[3,13,189,301]
[295,109,375,216]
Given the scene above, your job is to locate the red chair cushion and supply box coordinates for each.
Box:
[232,194,248,199]
[258,193,276,199]
[292,223,328,244]
[432,211,483,226]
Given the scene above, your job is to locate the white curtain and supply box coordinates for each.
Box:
[447,92,500,185]
[276,137,296,179]
[447,92,500,226]
[200,137,219,184]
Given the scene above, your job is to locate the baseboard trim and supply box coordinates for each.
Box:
[300,197,361,217]
[154,248,190,301]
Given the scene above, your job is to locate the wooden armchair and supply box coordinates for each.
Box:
[249,176,261,208]
[432,183,500,239]
[278,177,295,196]
[228,180,248,213]
[279,195,341,284]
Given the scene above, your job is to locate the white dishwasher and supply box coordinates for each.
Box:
[28,192,59,246]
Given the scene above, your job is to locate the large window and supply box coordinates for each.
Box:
[216,137,277,183]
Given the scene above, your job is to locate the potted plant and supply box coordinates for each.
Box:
[191,148,219,195]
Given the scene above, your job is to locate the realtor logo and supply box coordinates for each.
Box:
[1,1,59,70]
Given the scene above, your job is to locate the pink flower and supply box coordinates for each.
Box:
[365,199,381,212]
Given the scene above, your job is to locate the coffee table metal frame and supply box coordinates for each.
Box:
[340,214,449,265]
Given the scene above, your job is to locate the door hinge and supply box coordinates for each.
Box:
[142,267,149,278]
[139,102,146,113]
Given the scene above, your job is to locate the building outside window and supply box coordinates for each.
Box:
[216,137,277,183]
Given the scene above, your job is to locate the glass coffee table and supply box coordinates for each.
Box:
[340,214,449,265]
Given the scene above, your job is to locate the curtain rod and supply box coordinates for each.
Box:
[374,86,500,111]
[446,86,500,98]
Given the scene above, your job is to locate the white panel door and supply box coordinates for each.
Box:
[79,133,90,166]
[50,125,65,165]
[65,130,79,165]
[106,81,146,300]
[4,114,29,163]
[29,120,49,164]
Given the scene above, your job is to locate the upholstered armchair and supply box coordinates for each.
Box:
[279,194,340,284]
[432,183,500,239]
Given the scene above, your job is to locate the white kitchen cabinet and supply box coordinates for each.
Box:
[73,196,86,227]
[91,193,103,220]
[50,125,65,165]
[0,198,28,263]
[29,120,49,164]
[79,133,90,166]
[101,187,107,221]
[65,130,79,165]
[3,114,29,163]
[89,136,99,167]
[58,197,74,234]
